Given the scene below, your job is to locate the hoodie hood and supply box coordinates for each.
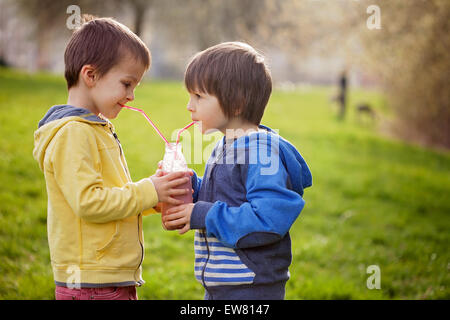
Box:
[217,124,312,196]
[33,105,107,170]
[38,105,106,128]
[266,126,312,195]
[258,125,312,195]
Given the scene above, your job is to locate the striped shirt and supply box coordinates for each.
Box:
[194,230,255,287]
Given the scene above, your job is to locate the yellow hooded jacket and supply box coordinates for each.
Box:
[33,105,158,287]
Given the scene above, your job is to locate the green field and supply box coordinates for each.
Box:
[0,67,449,299]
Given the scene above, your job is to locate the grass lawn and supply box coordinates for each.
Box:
[0,67,449,299]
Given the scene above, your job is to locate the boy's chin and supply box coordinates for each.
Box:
[99,112,118,120]
[203,128,221,135]
[108,112,119,119]
[103,108,122,119]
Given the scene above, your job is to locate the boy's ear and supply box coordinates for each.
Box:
[80,65,98,88]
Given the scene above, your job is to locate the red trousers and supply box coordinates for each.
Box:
[55,285,137,300]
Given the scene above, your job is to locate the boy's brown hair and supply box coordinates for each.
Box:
[64,15,151,89]
[184,42,272,125]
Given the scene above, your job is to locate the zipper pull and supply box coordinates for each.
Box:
[109,128,122,156]
[112,132,121,144]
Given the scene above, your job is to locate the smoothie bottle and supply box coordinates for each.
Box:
[161,142,193,230]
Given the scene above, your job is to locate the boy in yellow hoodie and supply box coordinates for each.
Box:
[33,17,190,300]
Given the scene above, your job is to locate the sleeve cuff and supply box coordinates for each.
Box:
[142,207,158,216]
[191,170,200,202]
[135,178,158,211]
[190,201,214,229]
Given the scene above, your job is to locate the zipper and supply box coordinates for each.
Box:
[199,145,223,299]
[109,127,122,156]
[198,140,225,299]
[108,127,130,177]
[135,213,144,284]
[106,125,142,284]
[200,230,212,299]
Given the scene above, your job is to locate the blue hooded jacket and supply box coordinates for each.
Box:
[190,125,312,300]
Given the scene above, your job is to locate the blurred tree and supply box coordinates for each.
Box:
[356,0,450,148]
[147,0,323,78]
[110,0,154,37]
[14,0,153,69]
[152,0,275,49]
[15,0,76,69]
[0,0,9,66]
[128,0,153,37]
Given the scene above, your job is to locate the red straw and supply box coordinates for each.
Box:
[176,121,196,145]
[121,105,170,145]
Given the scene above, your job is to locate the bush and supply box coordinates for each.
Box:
[360,0,450,149]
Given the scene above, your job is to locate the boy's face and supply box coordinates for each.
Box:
[89,54,146,119]
[187,91,228,134]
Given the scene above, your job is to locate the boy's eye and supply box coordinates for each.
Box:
[195,93,201,98]
[122,82,131,88]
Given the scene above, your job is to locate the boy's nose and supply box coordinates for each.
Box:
[187,103,194,112]
[126,91,135,102]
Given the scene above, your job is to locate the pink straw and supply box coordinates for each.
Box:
[176,121,196,145]
[121,105,170,145]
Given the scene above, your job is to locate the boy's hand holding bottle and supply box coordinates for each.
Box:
[150,170,191,206]
[162,202,194,235]
[154,160,194,234]
[153,143,194,230]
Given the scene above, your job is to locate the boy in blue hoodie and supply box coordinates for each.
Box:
[162,42,312,300]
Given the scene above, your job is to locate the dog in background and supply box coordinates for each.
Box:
[356,103,376,123]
